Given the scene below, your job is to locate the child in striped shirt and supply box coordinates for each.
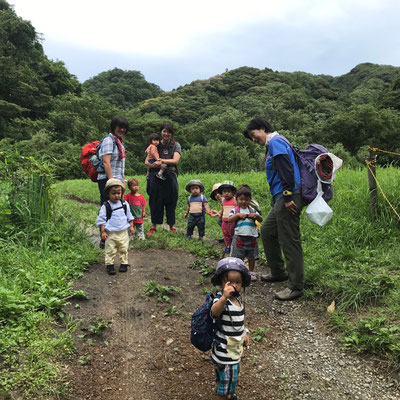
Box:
[227,185,263,282]
[210,257,251,400]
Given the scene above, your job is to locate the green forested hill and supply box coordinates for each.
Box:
[1,0,400,179]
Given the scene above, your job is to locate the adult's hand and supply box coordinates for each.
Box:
[284,200,298,215]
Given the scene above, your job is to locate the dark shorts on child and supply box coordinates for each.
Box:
[212,360,240,396]
[230,235,259,260]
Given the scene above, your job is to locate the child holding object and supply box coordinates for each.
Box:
[227,185,263,282]
[97,179,135,275]
[145,133,167,180]
[184,179,212,240]
[124,178,147,240]
[210,257,251,400]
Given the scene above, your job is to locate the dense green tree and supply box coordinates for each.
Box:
[83,68,162,109]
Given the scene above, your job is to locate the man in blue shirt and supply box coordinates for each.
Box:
[243,118,304,301]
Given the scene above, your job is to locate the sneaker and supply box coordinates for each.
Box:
[261,272,289,282]
[274,287,303,301]
[170,227,177,233]
[138,236,145,241]
[185,236,192,240]
[106,265,116,275]
[218,237,225,243]
[156,173,166,181]
[147,227,157,235]
[119,264,129,273]
[224,247,231,254]
[250,271,257,281]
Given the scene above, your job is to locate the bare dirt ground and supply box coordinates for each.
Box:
[60,247,400,400]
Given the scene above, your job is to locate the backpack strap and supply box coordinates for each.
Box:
[105,201,112,222]
[105,200,127,222]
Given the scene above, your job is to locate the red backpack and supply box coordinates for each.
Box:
[80,141,100,182]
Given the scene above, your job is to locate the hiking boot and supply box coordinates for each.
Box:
[119,264,129,273]
[274,287,303,301]
[261,272,289,282]
[106,264,116,275]
[156,173,166,181]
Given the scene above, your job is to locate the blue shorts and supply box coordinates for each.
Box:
[213,360,240,396]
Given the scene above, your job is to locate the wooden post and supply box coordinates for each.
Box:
[367,147,377,220]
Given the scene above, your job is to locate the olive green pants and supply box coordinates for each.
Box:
[260,194,304,291]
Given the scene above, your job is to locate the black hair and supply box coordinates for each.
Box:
[159,122,174,136]
[110,116,129,134]
[243,117,273,139]
[148,132,160,143]
[235,184,252,199]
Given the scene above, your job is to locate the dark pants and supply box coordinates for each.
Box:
[147,170,179,225]
[98,178,108,205]
[260,194,304,291]
[187,214,205,237]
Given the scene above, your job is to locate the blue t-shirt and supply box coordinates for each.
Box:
[265,136,300,197]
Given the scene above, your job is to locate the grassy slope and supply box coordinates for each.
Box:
[55,167,400,365]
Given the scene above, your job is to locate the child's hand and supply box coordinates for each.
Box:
[184,213,188,219]
[248,212,257,220]
[222,281,236,299]
[129,226,135,235]
[238,213,247,219]
[244,333,250,347]
[209,209,219,217]
[101,231,108,241]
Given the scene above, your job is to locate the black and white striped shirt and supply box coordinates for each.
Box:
[211,292,246,365]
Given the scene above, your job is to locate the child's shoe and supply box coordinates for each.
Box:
[185,236,192,240]
[250,271,257,281]
[119,264,129,273]
[218,237,225,243]
[224,247,231,254]
[156,172,166,181]
[106,265,116,275]
[147,227,157,235]
[138,236,145,241]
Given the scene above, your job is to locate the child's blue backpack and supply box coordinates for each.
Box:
[190,292,221,352]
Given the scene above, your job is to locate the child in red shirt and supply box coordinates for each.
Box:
[217,181,236,255]
[124,178,147,240]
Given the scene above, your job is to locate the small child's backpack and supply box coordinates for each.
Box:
[190,292,221,352]
[80,136,116,182]
[104,200,127,221]
[276,136,338,205]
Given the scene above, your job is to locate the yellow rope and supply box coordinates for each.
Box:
[369,147,400,157]
[365,160,400,221]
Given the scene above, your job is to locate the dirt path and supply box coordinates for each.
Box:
[60,248,400,400]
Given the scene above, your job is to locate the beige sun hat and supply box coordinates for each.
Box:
[105,178,125,192]
[210,183,222,200]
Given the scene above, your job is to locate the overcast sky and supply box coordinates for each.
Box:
[10,0,400,91]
